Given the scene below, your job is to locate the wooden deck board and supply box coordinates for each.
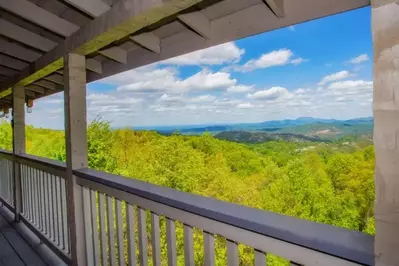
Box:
[0,234,25,266]
[0,214,47,266]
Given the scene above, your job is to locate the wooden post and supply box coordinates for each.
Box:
[12,86,25,222]
[371,1,399,265]
[64,53,88,266]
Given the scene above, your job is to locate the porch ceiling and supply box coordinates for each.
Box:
[0,0,370,109]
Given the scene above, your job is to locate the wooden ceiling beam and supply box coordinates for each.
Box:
[24,89,35,97]
[0,39,42,62]
[130,33,161,54]
[0,65,17,76]
[86,58,103,74]
[33,80,61,90]
[178,11,211,39]
[44,74,64,85]
[63,0,110,17]
[26,84,45,94]
[0,0,79,37]
[0,54,29,71]
[0,0,205,94]
[99,47,127,64]
[0,19,57,52]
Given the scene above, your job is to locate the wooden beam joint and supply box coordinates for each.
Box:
[262,0,285,18]
[130,33,161,54]
[178,11,211,39]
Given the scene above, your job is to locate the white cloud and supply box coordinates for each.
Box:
[162,42,244,66]
[294,88,311,94]
[336,96,349,102]
[291,57,305,65]
[231,49,302,72]
[288,25,295,31]
[158,94,184,104]
[247,87,291,101]
[88,93,142,106]
[190,95,216,103]
[27,79,373,129]
[323,80,373,102]
[226,85,254,93]
[104,64,170,85]
[318,70,350,86]
[328,80,373,90]
[286,100,311,107]
[114,67,237,93]
[180,69,236,91]
[25,40,371,129]
[349,54,369,64]
[87,93,110,101]
[237,103,254,109]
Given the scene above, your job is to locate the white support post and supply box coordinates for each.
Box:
[12,85,25,222]
[64,53,88,266]
[371,1,399,265]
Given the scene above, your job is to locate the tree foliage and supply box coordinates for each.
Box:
[0,121,375,265]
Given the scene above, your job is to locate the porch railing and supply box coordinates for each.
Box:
[0,149,70,262]
[0,154,14,208]
[0,149,374,266]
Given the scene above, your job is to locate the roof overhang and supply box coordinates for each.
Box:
[0,0,370,108]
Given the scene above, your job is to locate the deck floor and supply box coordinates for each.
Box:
[0,213,46,266]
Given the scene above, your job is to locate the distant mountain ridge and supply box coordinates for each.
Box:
[213,117,374,143]
[258,117,373,128]
[136,117,374,135]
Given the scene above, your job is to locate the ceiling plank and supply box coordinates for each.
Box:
[262,0,284,18]
[0,65,17,76]
[0,39,42,62]
[0,74,8,81]
[26,85,45,94]
[178,11,211,39]
[99,47,127,64]
[63,0,110,17]
[44,73,64,85]
[0,0,79,37]
[24,89,35,97]
[130,33,161,54]
[0,19,57,52]
[33,80,59,90]
[0,0,207,94]
[0,54,29,70]
[86,58,102,74]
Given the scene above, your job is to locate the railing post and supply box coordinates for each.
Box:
[64,53,88,266]
[12,85,25,222]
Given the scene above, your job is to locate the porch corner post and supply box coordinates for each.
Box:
[64,53,88,266]
[12,85,25,222]
[371,1,399,265]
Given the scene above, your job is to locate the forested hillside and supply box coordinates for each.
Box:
[0,121,375,265]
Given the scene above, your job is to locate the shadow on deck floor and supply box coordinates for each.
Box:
[0,213,46,266]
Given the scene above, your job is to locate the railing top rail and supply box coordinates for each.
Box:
[74,168,374,266]
[0,148,11,154]
[15,153,66,172]
[0,149,66,177]
[0,148,13,158]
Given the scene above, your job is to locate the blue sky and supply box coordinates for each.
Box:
[27,6,373,129]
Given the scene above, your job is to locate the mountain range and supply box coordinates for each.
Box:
[136,117,373,136]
